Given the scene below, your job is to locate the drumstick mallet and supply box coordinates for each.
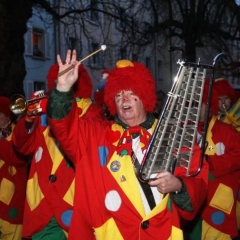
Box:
[58,44,107,77]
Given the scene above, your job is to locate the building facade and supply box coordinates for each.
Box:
[23,0,240,100]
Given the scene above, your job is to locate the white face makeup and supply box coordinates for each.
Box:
[115,90,147,126]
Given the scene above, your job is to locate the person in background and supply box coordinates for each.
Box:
[213,78,240,130]
[47,50,208,240]
[12,62,102,240]
[153,90,166,118]
[93,69,112,120]
[187,79,240,240]
[0,96,28,240]
[214,77,240,239]
[93,69,109,107]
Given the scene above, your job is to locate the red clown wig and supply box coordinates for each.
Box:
[104,60,157,115]
[46,63,92,98]
[213,78,237,104]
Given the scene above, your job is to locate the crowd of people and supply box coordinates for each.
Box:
[0,49,240,240]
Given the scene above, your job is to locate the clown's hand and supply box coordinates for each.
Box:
[56,49,79,92]
[25,90,48,122]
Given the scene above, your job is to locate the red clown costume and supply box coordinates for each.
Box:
[213,78,240,236]
[48,60,209,240]
[12,64,101,239]
[0,97,28,240]
[189,79,240,239]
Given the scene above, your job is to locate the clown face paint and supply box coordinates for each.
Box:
[115,90,147,126]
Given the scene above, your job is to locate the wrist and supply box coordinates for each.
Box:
[56,83,72,92]
[175,177,184,194]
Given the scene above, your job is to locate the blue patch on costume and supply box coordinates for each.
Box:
[211,211,225,225]
[40,114,48,127]
[98,146,108,166]
[61,210,73,227]
[238,189,240,199]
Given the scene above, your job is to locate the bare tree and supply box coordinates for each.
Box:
[33,0,240,75]
[1,0,240,96]
[32,1,240,51]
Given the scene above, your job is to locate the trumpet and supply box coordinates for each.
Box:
[10,92,48,116]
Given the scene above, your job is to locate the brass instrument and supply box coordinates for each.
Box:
[10,92,48,116]
[138,51,226,183]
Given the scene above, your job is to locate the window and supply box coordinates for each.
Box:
[120,48,127,59]
[145,57,151,69]
[88,42,102,68]
[132,53,138,61]
[84,0,99,22]
[157,60,162,81]
[32,28,44,57]
[115,8,127,30]
[68,37,82,57]
[34,81,46,92]
[24,81,46,99]
[90,0,99,22]
[25,26,50,59]
[115,47,128,62]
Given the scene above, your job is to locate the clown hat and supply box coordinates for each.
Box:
[104,60,156,115]
[46,63,92,98]
[213,78,237,104]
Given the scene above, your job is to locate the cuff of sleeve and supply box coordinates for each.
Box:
[170,179,193,211]
[47,88,74,119]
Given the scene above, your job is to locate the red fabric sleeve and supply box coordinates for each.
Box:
[0,138,27,166]
[12,116,39,156]
[174,144,209,220]
[48,100,82,165]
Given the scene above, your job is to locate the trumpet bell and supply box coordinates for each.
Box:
[10,94,27,115]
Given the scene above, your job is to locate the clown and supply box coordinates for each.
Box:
[47,50,209,240]
[0,96,28,240]
[214,78,240,235]
[12,63,103,240]
[188,79,240,240]
[213,78,240,131]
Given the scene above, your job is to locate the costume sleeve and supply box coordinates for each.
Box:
[0,136,27,166]
[171,145,209,220]
[47,88,106,165]
[47,88,85,165]
[170,181,192,211]
[12,116,38,156]
[47,88,74,119]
